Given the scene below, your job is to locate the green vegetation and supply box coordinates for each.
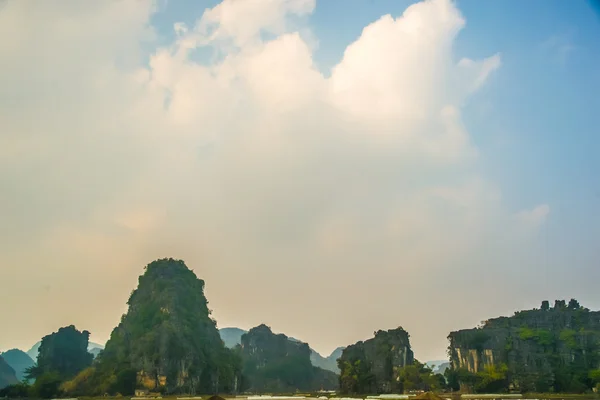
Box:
[25,325,93,381]
[82,258,241,396]
[239,324,337,392]
[10,325,95,398]
[395,360,446,392]
[448,299,600,394]
[517,327,553,346]
[338,327,435,394]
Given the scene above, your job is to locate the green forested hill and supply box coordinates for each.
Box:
[79,258,241,395]
[239,324,338,392]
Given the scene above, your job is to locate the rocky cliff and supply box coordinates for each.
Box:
[448,299,600,393]
[338,327,414,394]
[93,258,241,395]
[239,324,338,392]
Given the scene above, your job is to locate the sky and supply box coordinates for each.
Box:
[1,0,599,362]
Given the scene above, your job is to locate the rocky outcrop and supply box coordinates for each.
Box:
[95,258,241,395]
[338,327,414,394]
[448,299,600,393]
[239,324,338,392]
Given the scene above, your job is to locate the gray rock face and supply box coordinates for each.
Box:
[448,300,600,392]
[338,327,414,394]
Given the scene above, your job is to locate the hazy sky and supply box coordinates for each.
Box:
[1,0,600,362]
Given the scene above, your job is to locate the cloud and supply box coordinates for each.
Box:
[541,33,576,65]
[516,204,551,227]
[0,0,548,359]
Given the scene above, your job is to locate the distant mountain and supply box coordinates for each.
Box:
[25,343,39,360]
[328,346,345,361]
[310,346,345,373]
[89,347,102,359]
[434,362,450,374]
[219,327,247,348]
[425,360,447,369]
[0,349,34,382]
[27,341,104,361]
[218,327,342,373]
[0,355,18,389]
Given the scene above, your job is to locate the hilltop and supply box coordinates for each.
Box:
[219,327,342,373]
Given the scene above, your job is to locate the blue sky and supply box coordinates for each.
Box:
[151,0,600,212]
[1,0,600,360]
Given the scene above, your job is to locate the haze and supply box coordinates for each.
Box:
[1,0,599,361]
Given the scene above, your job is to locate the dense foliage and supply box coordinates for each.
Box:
[338,327,422,394]
[220,327,342,374]
[239,324,338,392]
[25,325,93,382]
[395,361,447,392]
[63,258,241,396]
[448,299,600,393]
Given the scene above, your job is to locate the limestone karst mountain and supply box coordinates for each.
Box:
[448,299,600,393]
[90,258,240,395]
[219,327,343,373]
[239,324,338,392]
[338,327,415,394]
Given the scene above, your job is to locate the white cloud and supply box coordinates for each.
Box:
[197,0,315,48]
[516,204,551,227]
[541,33,576,66]
[0,0,549,359]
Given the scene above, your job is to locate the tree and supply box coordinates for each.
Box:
[0,382,31,398]
[541,300,550,311]
[31,372,62,399]
[568,298,581,310]
[554,299,567,309]
[444,367,460,392]
[396,360,447,392]
[26,325,93,381]
[111,368,138,395]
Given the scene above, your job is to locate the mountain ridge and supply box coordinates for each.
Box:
[218,327,342,373]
